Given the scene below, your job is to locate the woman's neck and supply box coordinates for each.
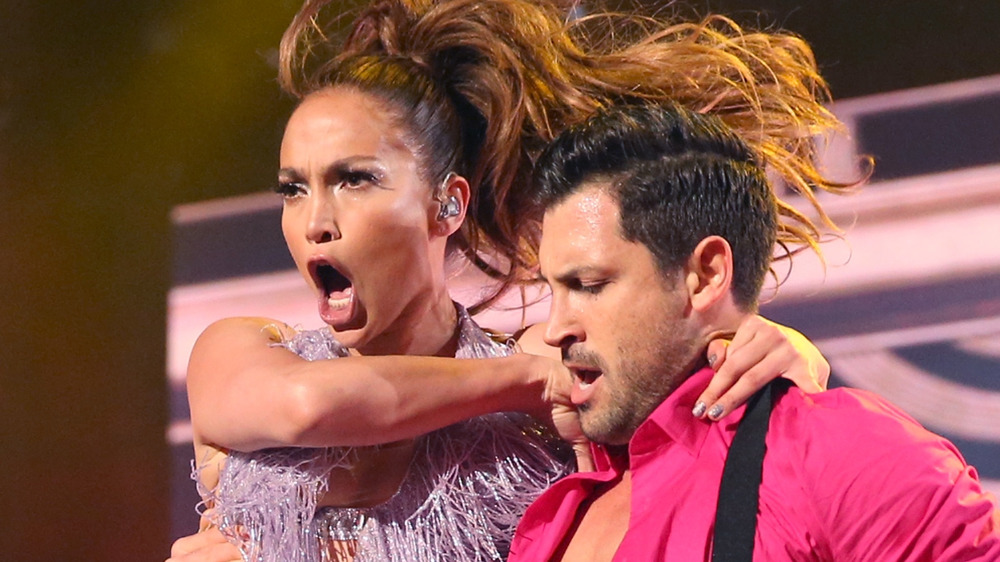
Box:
[354,291,460,358]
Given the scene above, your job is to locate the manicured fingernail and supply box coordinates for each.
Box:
[692,402,707,417]
[707,353,717,368]
[708,404,725,420]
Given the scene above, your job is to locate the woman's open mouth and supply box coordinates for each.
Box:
[315,263,352,304]
[309,260,358,327]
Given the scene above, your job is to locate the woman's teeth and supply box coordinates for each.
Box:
[326,288,353,309]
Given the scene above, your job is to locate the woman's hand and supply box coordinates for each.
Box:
[513,325,587,446]
[693,315,829,421]
[527,354,585,446]
[535,356,594,472]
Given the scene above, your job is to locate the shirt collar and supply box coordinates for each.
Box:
[629,367,716,456]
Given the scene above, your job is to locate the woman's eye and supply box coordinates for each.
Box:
[275,181,307,199]
[340,170,377,189]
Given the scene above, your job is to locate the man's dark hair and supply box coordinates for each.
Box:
[534,104,777,310]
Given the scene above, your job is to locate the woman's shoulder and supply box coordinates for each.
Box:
[188,317,343,379]
[198,316,298,343]
[199,317,349,360]
[511,323,560,359]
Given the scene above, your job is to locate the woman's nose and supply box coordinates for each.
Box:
[305,193,340,244]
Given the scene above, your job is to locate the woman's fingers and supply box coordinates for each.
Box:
[700,350,800,419]
[694,316,828,420]
[695,317,773,419]
[693,339,733,418]
[695,342,775,421]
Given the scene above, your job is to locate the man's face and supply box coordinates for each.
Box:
[539,183,701,445]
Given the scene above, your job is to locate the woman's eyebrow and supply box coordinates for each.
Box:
[278,156,384,179]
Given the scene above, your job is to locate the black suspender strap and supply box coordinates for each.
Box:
[710,380,780,562]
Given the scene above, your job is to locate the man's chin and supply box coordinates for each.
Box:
[581,416,635,446]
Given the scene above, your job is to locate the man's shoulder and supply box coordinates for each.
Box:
[767,384,967,469]
[773,384,925,433]
[760,386,1000,559]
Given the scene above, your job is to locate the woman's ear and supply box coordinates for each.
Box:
[431,173,470,237]
[684,235,734,312]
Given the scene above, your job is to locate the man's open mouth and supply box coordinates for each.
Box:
[572,367,603,388]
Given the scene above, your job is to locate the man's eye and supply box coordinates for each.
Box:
[569,279,607,294]
[274,181,307,198]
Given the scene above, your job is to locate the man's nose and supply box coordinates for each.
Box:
[543,298,581,350]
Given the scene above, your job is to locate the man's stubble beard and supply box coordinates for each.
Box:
[582,331,701,446]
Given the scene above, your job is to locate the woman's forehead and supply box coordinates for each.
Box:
[282,88,418,166]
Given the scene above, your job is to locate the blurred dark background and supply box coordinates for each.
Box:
[2,1,999,559]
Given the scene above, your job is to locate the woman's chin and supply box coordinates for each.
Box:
[328,325,366,347]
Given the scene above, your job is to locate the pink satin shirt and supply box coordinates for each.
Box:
[509,368,1000,561]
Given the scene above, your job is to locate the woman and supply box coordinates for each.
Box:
[169,1,853,560]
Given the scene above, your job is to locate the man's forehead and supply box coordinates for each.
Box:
[542,183,613,231]
[539,184,622,273]
[544,181,617,222]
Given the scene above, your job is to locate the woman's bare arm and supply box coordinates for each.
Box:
[188,311,826,452]
[187,317,570,452]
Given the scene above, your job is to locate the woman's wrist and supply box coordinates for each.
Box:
[444,354,552,420]
[496,353,550,415]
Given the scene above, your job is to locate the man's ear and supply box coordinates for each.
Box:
[431,173,471,237]
[683,235,733,312]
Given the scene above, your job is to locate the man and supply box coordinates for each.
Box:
[508,104,1000,560]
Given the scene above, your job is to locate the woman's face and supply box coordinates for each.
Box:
[278,87,445,352]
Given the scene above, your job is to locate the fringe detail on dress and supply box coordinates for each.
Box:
[197,447,358,562]
[194,305,571,561]
[354,413,569,561]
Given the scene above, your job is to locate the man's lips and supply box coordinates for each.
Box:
[568,366,603,384]
[566,363,604,405]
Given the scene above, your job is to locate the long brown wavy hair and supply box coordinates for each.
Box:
[279,0,865,312]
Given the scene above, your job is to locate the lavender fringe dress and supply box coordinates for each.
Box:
[195,306,572,561]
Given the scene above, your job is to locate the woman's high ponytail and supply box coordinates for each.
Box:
[279,0,865,312]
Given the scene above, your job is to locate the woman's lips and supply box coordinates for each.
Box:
[308,259,358,328]
[318,286,357,328]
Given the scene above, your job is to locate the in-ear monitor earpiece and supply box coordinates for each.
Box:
[437,196,461,221]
